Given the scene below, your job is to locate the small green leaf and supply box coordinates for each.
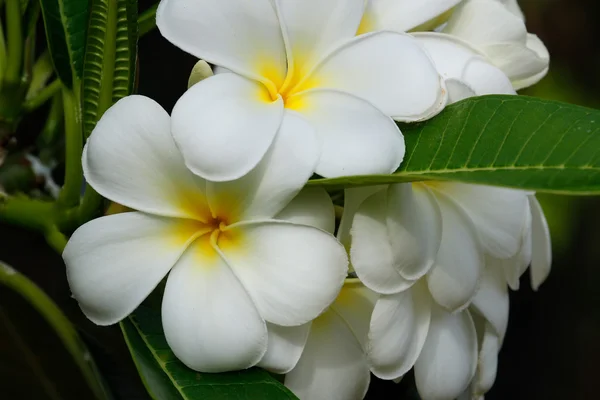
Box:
[309,95,600,194]
[0,261,110,399]
[138,4,157,37]
[39,0,90,87]
[121,306,298,400]
[82,0,137,139]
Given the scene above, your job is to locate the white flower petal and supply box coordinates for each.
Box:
[415,306,478,400]
[304,31,445,121]
[484,42,549,88]
[414,33,516,98]
[156,0,286,86]
[258,322,311,374]
[445,0,526,45]
[171,73,284,182]
[497,206,533,290]
[285,309,370,400]
[206,111,318,220]
[276,0,364,78]
[161,238,267,372]
[472,320,501,398]
[220,221,347,326]
[362,0,462,33]
[83,96,207,220]
[387,183,443,280]
[367,284,431,380]
[510,34,550,90]
[288,89,403,177]
[432,182,529,259]
[330,280,377,346]
[499,0,525,20]
[64,212,201,326]
[414,32,482,79]
[427,189,483,311]
[471,263,509,338]
[351,190,415,294]
[446,79,477,104]
[529,195,552,290]
[338,186,387,247]
[463,57,516,95]
[276,187,335,234]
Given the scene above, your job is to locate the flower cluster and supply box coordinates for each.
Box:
[63,0,552,399]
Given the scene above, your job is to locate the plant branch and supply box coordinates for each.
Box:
[138,4,158,37]
[5,0,23,83]
[23,79,62,112]
[57,87,83,208]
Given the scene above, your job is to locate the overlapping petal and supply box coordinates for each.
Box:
[387,183,442,280]
[258,323,311,374]
[220,221,347,326]
[302,31,446,121]
[276,0,364,78]
[171,73,284,181]
[414,33,515,98]
[288,89,403,177]
[415,306,478,400]
[367,285,431,380]
[529,195,552,290]
[432,182,529,259]
[444,0,549,88]
[83,96,208,220]
[362,0,462,33]
[161,238,267,372]
[351,190,415,294]
[64,212,201,326]
[156,0,287,87]
[471,264,509,338]
[426,190,483,311]
[206,112,318,221]
[276,187,335,233]
[285,310,370,400]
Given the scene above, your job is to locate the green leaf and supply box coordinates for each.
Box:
[0,261,111,399]
[82,0,137,139]
[309,95,600,195]
[121,306,298,400]
[138,3,157,37]
[39,0,90,87]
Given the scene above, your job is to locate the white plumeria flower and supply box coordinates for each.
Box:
[348,180,551,399]
[155,0,446,181]
[442,0,550,90]
[349,184,481,400]
[362,0,549,91]
[254,188,376,400]
[63,96,348,373]
[360,0,463,33]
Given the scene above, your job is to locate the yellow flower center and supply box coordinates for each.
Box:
[258,60,320,111]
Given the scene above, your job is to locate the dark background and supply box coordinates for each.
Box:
[2,0,600,399]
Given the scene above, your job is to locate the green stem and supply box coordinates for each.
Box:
[0,196,55,232]
[77,184,104,225]
[44,226,68,254]
[23,79,62,112]
[0,11,7,84]
[5,0,23,83]
[137,4,158,37]
[57,87,83,208]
